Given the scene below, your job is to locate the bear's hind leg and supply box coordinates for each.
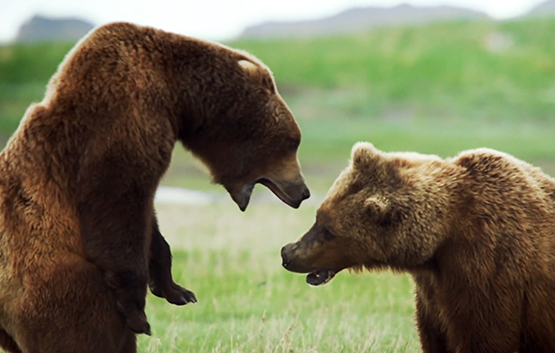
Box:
[117,331,137,353]
[15,256,135,353]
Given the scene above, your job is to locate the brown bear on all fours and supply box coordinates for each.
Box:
[0,22,310,353]
[282,142,555,353]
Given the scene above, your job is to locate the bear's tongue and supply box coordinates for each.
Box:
[306,268,336,286]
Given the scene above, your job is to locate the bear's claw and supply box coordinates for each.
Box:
[150,282,197,305]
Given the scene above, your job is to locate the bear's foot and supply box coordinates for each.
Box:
[115,299,151,336]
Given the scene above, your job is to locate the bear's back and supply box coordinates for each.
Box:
[450,148,555,269]
[453,148,555,204]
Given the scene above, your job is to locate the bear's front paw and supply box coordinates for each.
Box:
[149,281,197,306]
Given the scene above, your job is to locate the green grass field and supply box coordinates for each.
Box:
[3,17,555,352]
[139,202,419,352]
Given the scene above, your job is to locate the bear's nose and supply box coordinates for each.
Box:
[281,243,296,269]
[301,186,310,201]
[280,243,315,273]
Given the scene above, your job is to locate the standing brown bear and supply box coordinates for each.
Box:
[0,22,310,353]
[282,142,555,353]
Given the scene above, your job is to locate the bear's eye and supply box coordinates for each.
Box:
[256,76,276,94]
[321,226,335,241]
[288,137,300,152]
[262,76,275,93]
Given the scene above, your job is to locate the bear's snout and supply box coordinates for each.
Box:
[281,242,314,273]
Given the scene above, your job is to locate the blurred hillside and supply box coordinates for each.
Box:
[15,15,94,43]
[240,1,555,39]
[241,4,490,39]
[525,0,555,17]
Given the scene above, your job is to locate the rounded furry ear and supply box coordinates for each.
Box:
[364,195,389,217]
[351,142,379,170]
[238,59,275,90]
[364,196,401,226]
[238,59,258,73]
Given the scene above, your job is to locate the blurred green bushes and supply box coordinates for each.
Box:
[0,42,74,133]
[233,19,555,124]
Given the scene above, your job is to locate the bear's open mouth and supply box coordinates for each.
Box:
[306,268,336,286]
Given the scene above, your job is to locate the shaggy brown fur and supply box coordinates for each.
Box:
[0,22,309,353]
[282,142,555,353]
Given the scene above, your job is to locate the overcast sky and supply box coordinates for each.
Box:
[0,0,547,43]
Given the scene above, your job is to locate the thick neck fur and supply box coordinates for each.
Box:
[377,157,463,273]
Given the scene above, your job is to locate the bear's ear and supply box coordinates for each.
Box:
[238,59,259,74]
[351,142,379,170]
[364,196,401,227]
[238,59,275,90]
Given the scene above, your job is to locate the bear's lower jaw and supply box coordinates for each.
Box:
[257,178,298,208]
[228,183,255,211]
[257,177,309,209]
[306,269,336,286]
[228,177,305,211]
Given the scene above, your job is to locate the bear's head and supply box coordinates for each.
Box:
[281,142,456,285]
[176,46,310,211]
